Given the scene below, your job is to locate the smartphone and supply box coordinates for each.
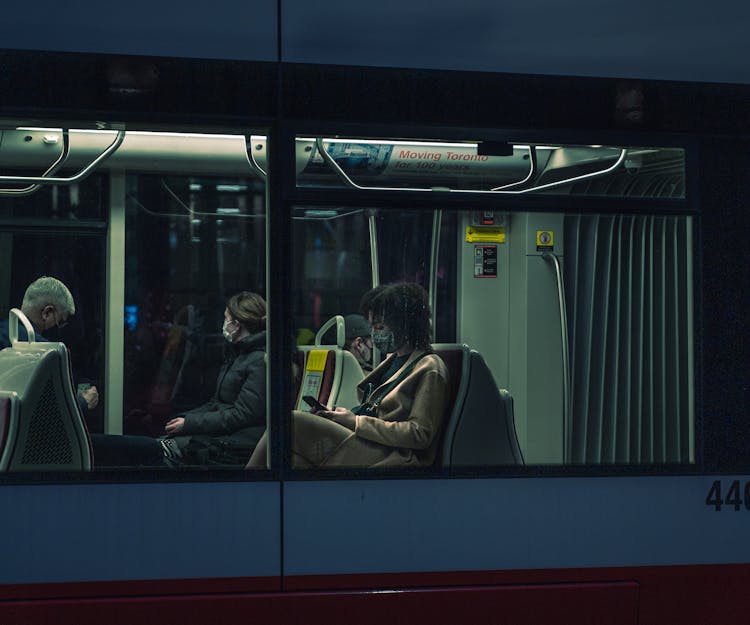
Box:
[77,382,91,394]
[302,395,327,412]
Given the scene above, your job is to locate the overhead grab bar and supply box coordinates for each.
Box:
[244,135,267,180]
[0,130,125,189]
[0,130,72,197]
[542,252,572,463]
[490,146,536,191]
[315,138,625,195]
[315,138,535,193]
[316,138,371,191]
[513,149,626,194]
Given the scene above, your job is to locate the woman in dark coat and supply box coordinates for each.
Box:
[163,291,267,464]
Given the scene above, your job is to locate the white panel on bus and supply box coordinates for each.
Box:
[0,482,280,584]
[282,0,750,84]
[284,477,750,576]
[0,0,277,61]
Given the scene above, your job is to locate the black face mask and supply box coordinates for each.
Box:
[42,325,64,342]
[372,330,396,353]
[37,326,60,343]
[43,320,79,344]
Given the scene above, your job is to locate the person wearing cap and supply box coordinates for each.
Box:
[344,313,373,372]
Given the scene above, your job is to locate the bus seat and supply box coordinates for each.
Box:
[0,391,20,470]
[295,348,336,410]
[0,309,93,471]
[295,315,365,411]
[295,348,365,411]
[432,343,524,467]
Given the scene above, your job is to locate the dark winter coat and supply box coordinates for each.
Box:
[176,331,266,455]
[0,317,45,349]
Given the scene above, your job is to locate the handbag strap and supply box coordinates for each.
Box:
[366,351,430,409]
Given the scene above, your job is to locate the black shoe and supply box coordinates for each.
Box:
[160,437,183,468]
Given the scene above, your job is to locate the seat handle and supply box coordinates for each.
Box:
[8,308,36,344]
[315,315,345,347]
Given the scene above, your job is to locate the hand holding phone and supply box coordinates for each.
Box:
[302,395,327,413]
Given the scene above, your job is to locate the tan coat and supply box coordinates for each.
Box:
[315,349,449,467]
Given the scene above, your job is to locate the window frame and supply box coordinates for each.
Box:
[277,121,702,481]
[0,117,706,483]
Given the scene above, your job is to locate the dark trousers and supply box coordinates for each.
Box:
[89,433,164,468]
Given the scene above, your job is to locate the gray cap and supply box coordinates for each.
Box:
[344,314,371,340]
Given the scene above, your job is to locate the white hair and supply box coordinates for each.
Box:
[21,277,75,316]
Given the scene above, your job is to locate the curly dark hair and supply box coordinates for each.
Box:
[227,291,266,334]
[370,282,432,350]
[359,284,387,317]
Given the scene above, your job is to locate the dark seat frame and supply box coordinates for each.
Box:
[433,343,524,467]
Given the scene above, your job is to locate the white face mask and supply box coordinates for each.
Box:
[222,319,238,342]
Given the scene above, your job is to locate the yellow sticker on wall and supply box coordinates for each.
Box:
[536,230,554,251]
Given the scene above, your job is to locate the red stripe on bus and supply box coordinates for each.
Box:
[0,563,748,625]
[0,575,279,601]
[0,581,638,625]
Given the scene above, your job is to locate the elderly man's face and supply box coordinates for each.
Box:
[41,304,69,332]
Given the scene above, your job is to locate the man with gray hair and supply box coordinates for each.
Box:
[20,276,75,335]
[2,278,165,466]
[1,276,98,410]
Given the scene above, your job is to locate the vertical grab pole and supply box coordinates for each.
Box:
[429,210,442,343]
[368,209,379,288]
[543,252,571,463]
[105,171,126,435]
[368,209,382,366]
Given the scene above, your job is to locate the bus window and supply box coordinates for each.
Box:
[291,207,373,335]
[0,230,106,429]
[0,126,270,473]
[284,199,693,471]
[122,166,267,470]
[278,206,460,472]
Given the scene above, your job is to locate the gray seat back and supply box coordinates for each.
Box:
[0,309,93,471]
[0,391,20,470]
[295,315,365,411]
[433,343,523,467]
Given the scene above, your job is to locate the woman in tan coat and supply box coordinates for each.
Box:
[247,283,449,468]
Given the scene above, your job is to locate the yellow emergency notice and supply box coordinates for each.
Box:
[466,226,505,243]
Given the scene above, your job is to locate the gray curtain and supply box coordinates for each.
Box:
[564,214,694,464]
